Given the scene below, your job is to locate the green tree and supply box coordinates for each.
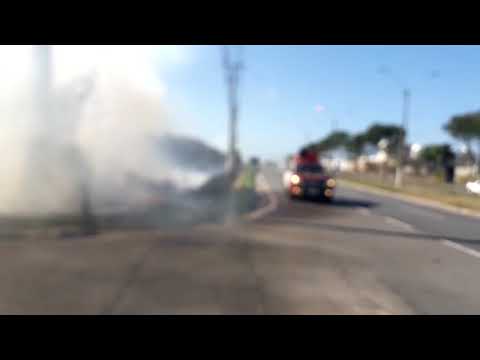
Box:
[363,124,405,156]
[311,131,350,153]
[418,144,455,183]
[345,133,367,158]
[445,113,479,149]
[444,112,480,166]
[419,144,450,169]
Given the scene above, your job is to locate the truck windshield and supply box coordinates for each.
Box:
[297,165,324,173]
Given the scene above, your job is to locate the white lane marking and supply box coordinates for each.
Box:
[441,240,480,260]
[245,173,279,221]
[344,185,445,220]
[396,204,446,221]
[384,217,415,232]
[356,208,372,216]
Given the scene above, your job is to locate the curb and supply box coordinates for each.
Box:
[339,179,480,220]
[243,173,279,221]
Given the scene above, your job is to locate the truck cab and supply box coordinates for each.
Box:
[283,150,336,201]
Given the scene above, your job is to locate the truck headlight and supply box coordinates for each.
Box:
[291,174,301,185]
[327,179,336,188]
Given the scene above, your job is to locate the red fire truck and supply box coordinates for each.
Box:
[283,149,336,201]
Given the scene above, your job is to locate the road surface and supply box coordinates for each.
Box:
[0,167,480,314]
[260,167,480,314]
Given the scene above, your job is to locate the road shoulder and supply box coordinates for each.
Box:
[243,172,279,221]
[339,179,480,220]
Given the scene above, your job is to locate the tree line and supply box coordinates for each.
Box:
[304,124,404,159]
[303,111,480,171]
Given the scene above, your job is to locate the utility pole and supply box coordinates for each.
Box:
[394,88,411,188]
[222,46,244,177]
[29,45,53,211]
[32,45,96,234]
[32,45,53,132]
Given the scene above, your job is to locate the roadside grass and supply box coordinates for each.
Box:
[234,165,256,189]
[0,214,95,240]
[232,165,258,214]
[339,172,480,212]
[0,167,261,240]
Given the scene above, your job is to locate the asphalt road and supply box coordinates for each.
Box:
[1,167,480,314]
[340,184,480,245]
[257,167,480,314]
[265,167,480,244]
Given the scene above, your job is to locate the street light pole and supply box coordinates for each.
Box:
[394,88,411,188]
[378,66,437,188]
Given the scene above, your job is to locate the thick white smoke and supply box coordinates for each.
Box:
[0,45,216,216]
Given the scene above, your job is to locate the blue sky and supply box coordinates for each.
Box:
[161,45,480,163]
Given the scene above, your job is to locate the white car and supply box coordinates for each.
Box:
[466,180,480,195]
